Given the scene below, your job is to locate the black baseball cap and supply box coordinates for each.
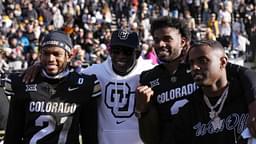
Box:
[110,30,139,49]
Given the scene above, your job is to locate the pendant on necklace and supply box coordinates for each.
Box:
[48,88,56,95]
[209,110,216,119]
[211,116,223,130]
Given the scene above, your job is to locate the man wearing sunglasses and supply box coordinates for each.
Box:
[22,29,155,144]
[81,29,154,144]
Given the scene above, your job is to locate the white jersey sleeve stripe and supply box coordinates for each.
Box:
[4,89,14,96]
[4,78,14,96]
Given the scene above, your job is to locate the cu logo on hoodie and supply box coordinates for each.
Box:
[105,82,135,118]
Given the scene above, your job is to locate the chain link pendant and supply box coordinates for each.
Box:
[170,76,177,83]
[211,116,223,130]
[209,110,216,119]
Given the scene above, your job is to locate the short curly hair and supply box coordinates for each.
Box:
[150,16,191,42]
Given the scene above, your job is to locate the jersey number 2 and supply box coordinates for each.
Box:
[30,115,73,144]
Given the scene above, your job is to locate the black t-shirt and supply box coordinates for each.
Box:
[140,63,198,142]
[171,77,248,144]
[4,72,101,144]
[139,63,256,143]
[140,64,197,121]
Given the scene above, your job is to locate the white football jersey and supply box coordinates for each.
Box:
[81,56,155,144]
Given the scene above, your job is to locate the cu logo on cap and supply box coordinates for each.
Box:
[118,30,129,40]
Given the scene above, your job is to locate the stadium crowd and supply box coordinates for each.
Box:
[0,0,255,143]
[0,0,255,73]
[0,0,256,73]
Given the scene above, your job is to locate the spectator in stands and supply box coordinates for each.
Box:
[22,3,37,21]
[0,49,8,74]
[207,13,219,39]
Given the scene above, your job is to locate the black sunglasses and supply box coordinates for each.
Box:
[110,46,135,56]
